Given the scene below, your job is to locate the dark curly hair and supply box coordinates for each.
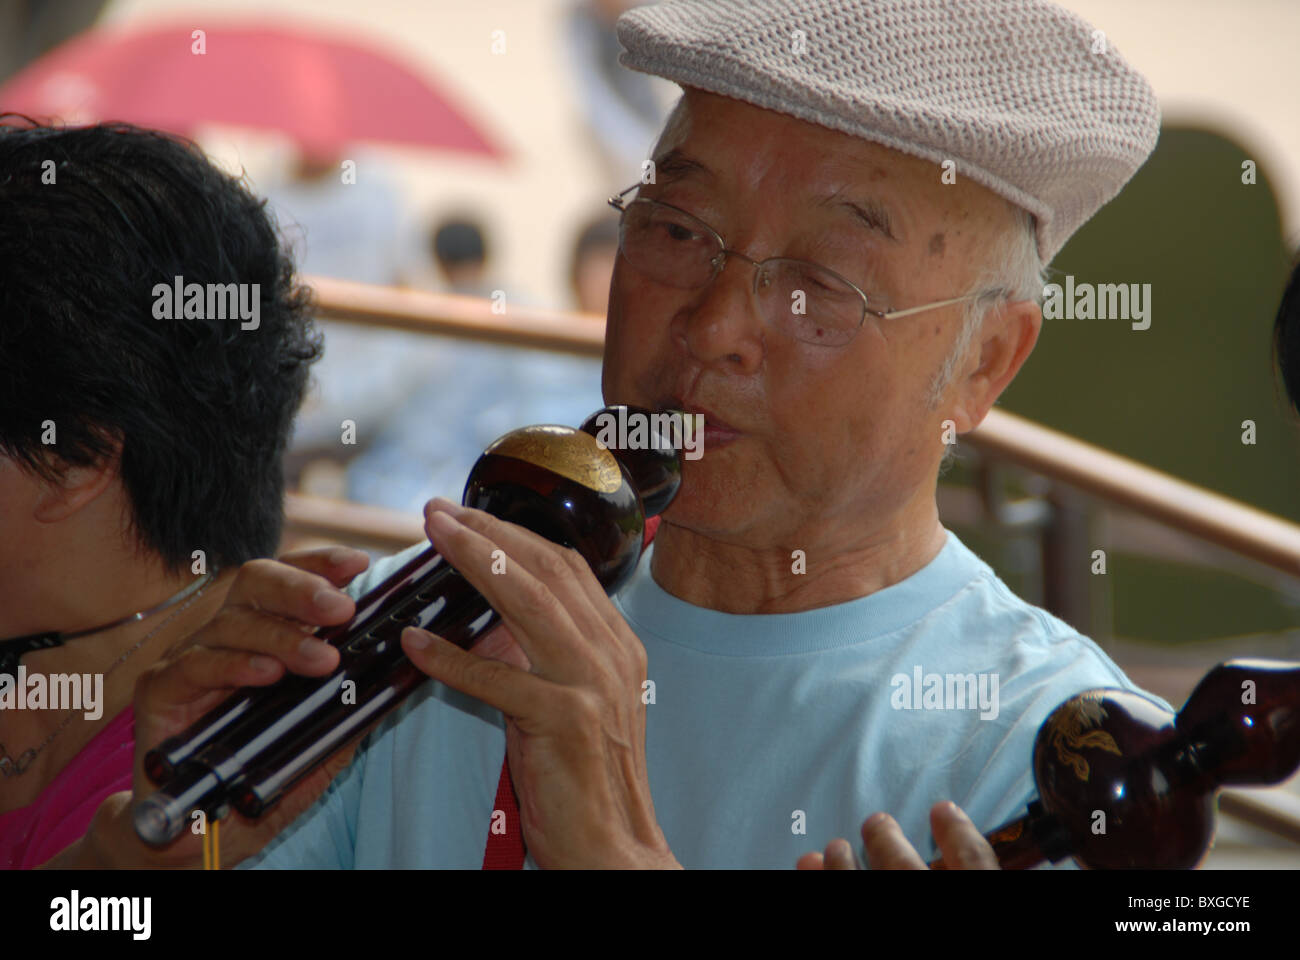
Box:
[1276,252,1300,419]
[0,117,323,572]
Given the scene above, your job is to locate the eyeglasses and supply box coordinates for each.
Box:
[608,183,993,347]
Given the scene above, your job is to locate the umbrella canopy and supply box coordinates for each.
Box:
[0,20,504,159]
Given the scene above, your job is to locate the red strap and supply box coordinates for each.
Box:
[481,758,526,869]
[642,514,661,547]
[481,515,662,869]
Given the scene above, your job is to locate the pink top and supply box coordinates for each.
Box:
[0,706,135,869]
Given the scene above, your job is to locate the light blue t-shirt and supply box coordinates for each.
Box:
[241,530,1171,869]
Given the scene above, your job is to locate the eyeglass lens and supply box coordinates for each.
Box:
[618,200,865,345]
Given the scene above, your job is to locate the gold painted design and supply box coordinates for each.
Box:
[1046,692,1122,782]
[489,425,623,494]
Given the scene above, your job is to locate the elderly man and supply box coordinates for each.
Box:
[59,0,1167,870]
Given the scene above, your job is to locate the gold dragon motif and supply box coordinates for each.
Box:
[1046,692,1123,781]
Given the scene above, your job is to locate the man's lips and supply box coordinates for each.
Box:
[667,401,743,447]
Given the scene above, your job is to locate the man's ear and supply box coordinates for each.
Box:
[949,300,1042,432]
[32,449,120,524]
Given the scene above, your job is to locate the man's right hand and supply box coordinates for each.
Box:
[48,546,372,869]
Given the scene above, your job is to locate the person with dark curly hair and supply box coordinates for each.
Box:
[1275,254,1300,418]
[0,118,353,868]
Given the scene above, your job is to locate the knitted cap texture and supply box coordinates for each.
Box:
[616,0,1161,262]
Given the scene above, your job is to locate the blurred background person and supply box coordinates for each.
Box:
[431,216,495,297]
[343,213,603,514]
[569,215,620,315]
[266,145,436,497]
[0,0,107,87]
[564,0,672,182]
[264,144,418,287]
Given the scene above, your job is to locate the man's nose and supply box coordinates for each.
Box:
[674,251,766,369]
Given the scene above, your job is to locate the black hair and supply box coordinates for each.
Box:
[1275,251,1300,419]
[0,116,322,573]
[431,218,486,267]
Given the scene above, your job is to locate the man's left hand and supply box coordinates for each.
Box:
[400,497,681,870]
[796,802,1000,870]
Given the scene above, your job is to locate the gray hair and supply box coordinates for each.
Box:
[649,94,690,165]
[927,203,1045,407]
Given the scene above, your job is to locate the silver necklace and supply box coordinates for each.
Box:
[0,572,216,778]
[0,570,216,675]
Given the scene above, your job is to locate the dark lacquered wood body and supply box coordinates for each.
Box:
[930,659,1300,870]
[1032,689,1215,869]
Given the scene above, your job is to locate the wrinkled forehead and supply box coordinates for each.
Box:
[660,89,1010,239]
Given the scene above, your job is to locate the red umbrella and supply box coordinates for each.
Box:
[0,20,504,159]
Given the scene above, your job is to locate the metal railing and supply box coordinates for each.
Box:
[286,274,1300,851]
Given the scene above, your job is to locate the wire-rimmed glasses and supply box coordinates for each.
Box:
[608,183,990,347]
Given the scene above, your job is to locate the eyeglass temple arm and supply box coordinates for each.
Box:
[608,183,642,209]
[877,292,1005,320]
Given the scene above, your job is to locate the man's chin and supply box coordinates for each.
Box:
[657,472,764,540]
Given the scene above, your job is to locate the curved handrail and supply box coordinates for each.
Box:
[970,408,1300,578]
[309,275,605,356]
[284,491,425,551]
